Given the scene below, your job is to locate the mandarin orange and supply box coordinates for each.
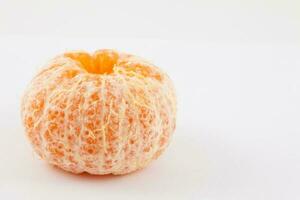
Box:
[21,49,176,175]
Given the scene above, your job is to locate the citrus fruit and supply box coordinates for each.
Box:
[21,49,176,175]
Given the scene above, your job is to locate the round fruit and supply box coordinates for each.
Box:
[21,49,176,175]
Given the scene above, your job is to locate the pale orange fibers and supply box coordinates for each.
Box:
[21,49,176,175]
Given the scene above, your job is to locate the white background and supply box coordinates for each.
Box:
[1,0,300,199]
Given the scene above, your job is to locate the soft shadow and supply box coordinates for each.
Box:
[47,164,143,182]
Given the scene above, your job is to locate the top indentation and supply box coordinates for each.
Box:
[65,49,119,74]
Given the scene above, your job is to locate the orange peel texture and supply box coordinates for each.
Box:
[21,49,176,175]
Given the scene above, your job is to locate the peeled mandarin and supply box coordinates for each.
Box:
[21,49,176,175]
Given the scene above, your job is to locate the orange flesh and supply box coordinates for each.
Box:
[64,50,119,74]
